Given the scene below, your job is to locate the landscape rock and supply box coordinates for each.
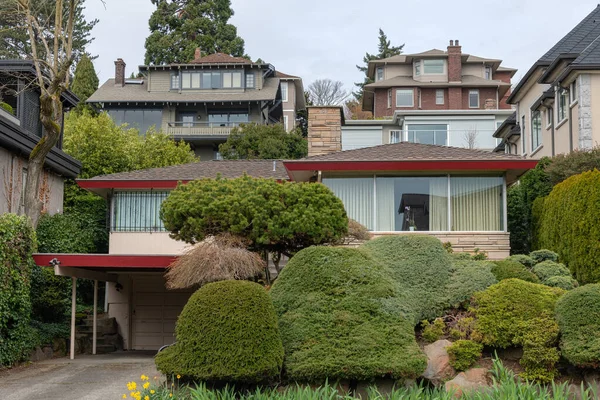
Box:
[444,367,490,398]
[422,339,455,385]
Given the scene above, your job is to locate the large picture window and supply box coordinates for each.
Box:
[423,59,444,74]
[107,108,162,135]
[181,70,243,89]
[321,178,374,230]
[396,89,414,107]
[450,177,503,231]
[112,191,170,232]
[406,124,447,146]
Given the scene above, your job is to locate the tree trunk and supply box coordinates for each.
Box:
[24,93,63,228]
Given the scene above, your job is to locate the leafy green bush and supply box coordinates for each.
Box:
[555,284,600,367]
[421,318,445,343]
[544,275,578,290]
[449,252,472,261]
[218,123,307,160]
[447,340,483,371]
[535,171,600,284]
[0,214,37,366]
[532,261,571,282]
[155,280,283,383]
[361,235,452,322]
[506,254,535,269]
[471,279,564,382]
[30,266,70,323]
[446,260,497,308]
[490,260,539,283]
[530,249,559,264]
[545,146,600,185]
[37,212,97,254]
[270,246,427,381]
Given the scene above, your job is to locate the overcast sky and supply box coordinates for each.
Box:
[84,0,599,94]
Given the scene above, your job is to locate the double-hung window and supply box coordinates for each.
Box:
[170,72,180,89]
[281,82,288,102]
[531,110,542,150]
[376,67,384,81]
[484,66,492,80]
[557,88,568,122]
[245,73,255,88]
[396,89,414,107]
[436,89,444,105]
[415,61,421,76]
[387,89,392,108]
[469,90,479,108]
[423,59,444,74]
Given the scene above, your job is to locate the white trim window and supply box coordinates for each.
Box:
[557,87,568,122]
[245,73,255,89]
[484,66,492,80]
[390,130,402,144]
[376,67,384,81]
[415,61,421,76]
[387,89,392,108]
[170,72,179,90]
[281,82,288,102]
[531,110,542,150]
[469,90,479,108]
[423,59,444,74]
[521,115,527,155]
[396,89,414,107]
[570,81,578,105]
[283,115,289,132]
[546,108,552,128]
[436,89,444,105]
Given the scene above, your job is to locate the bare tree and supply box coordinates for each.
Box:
[6,0,80,227]
[307,79,349,106]
[463,126,478,149]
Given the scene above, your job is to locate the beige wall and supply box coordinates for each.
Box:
[462,64,484,78]
[106,275,132,349]
[383,64,412,78]
[589,74,600,148]
[109,232,190,255]
[514,81,550,158]
[282,79,297,131]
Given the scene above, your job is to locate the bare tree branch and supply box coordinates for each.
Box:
[307,79,349,106]
[463,126,478,149]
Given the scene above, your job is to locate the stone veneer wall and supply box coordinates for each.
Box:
[307,107,343,157]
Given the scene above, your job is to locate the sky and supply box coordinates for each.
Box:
[84,0,600,95]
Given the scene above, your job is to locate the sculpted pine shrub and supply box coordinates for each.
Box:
[506,254,536,269]
[530,249,559,264]
[490,260,539,283]
[544,275,578,290]
[446,260,497,307]
[532,261,571,282]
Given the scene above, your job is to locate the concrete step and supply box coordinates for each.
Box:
[95,344,117,354]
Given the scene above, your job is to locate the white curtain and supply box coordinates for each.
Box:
[429,178,449,231]
[113,191,170,232]
[451,177,503,231]
[322,178,374,230]
[375,178,396,231]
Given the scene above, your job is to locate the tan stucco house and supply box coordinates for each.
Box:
[495,5,600,157]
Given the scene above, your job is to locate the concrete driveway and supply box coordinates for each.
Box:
[0,351,160,400]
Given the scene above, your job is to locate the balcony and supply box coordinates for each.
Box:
[165,121,239,137]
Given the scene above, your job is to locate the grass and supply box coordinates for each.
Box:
[128,358,599,400]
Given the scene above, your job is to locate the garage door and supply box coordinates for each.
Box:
[131,275,193,350]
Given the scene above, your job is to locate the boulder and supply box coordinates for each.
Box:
[444,367,490,398]
[422,339,455,385]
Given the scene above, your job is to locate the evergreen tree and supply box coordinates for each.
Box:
[71,54,99,104]
[353,29,404,100]
[144,0,245,65]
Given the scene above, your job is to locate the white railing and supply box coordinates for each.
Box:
[166,122,239,136]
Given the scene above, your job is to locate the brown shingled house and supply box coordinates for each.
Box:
[87,49,305,160]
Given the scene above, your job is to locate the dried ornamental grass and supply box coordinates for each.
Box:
[165,234,265,289]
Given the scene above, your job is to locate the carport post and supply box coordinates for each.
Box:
[70,277,77,360]
[93,280,98,355]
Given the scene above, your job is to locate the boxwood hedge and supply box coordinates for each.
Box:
[155,280,283,383]
[270,246,427,382]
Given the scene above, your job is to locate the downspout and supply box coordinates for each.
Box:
[568,102,574,152]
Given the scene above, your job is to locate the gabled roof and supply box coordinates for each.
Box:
[188,53,252,64]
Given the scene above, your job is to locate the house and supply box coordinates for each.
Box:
[344,40,516,151]
[495,5,600,157]
[32,106,536,355]
[0,60,81,216]
[86,49,306,160]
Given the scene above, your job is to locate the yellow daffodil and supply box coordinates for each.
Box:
[169,394,173,398]
[140,374,149,381]
[122,395,127,399]
[150,390,155,394]
[144,396,149,400]
[176,374,181,379]
[127,381,137,391]
[143,382,150,389]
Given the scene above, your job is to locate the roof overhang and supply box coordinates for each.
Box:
[77,179,189,198]
[507,62,549,104]
[33,253,177,271]
[538,54,578,84]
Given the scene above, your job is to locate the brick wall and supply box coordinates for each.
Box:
[447,40,462,82]
[307,107,343,157]
[374,89,395,117]
[461,87,498,110]
[448,87,462,110]
[493,71,513,109]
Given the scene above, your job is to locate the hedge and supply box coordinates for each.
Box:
[535,170,600,284]
[490,260,539,283]
[155,280,283,383]
[555,284,600,367]
[532,261,571,282]
[530,249,559,264]
[270,246,427,381]
[506,255,535,269]
[0,214,37,366]
[446,260,497,308]
[544,276,578,291]
[361,235,452,322]
[30,266,70,323]
[471,279,564,382]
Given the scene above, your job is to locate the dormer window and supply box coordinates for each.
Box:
[484,66,492,80]
[376,67,384,81]
[415,61,421,76]
[423,59,444,74]
[246,73,255,88]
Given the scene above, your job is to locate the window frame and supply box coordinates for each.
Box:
[281,81,288,102]
[557,87,568,124]
[435,89,444,105]
[531,110,542,151]
[376,67,384,81]
[395,89,414,108]
[469,89,480,109]
[170,71,180,90]
[245,72,255,89]
[423,59,445,75]
[484,66,492,80]
[570,81,578,106]
[545,108,552,129]
[415,61,421,76]
[521,115,527,155]
[283,115,289,131]
[387,89,392,108]
[390,130,402,144]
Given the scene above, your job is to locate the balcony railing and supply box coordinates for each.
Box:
[166,121,243,136]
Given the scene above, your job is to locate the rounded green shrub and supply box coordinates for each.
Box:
[532,261,571,282]
[421,318,445,343]
[447,340,483,371]
[361,235,452,322]
[471,279,564,382]
[490,260,539,283]
[506,254,536,269]
[270,246,427,382]
[155,280,283,383]
[530,249,559,264]
[446,260,497,308]
[449,252,473,261]
[544,275,578,290]
[555,284,600,367]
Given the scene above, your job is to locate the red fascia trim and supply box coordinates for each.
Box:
[283,160,538,171]
[77,180,188,190]
[32,254,177,269]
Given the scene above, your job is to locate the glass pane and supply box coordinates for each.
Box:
[376,177,448,231]
[322,178,374,230]
[112,191,170,232]
[396,90,413,107]
[191,73,200,89]
[451,177,503,231]
[182,72,191,89]
[246,73,255,88]
[229,113,249,123]
[211,72,221,88]
[424,59,444,74]
[281,82,288,101]
[209,114,228,125]
[469,91,479,107]
[407,124,447,145]
[202,73,212,89]
[222,72,232,88]
[142,109,162,133]
[232,72,242,87]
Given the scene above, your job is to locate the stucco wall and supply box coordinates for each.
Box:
[514,82,550,157]
[108,232,190,255]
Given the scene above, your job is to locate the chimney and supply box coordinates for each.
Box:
[194,47,202,61]
[114,58,126,87]
[307,106,343,157]
[447,39,462,82]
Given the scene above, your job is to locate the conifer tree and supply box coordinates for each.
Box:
[71,54,99,104]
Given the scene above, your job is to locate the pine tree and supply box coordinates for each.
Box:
[71,54,99,104]
[353,29,404,100]
[144,0,246,65]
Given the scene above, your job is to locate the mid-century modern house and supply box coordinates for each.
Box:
[33,106,536,356]
[495,5,600,157]
[343,40,516,151]
[86,49,306,160]
[0,60,81,216]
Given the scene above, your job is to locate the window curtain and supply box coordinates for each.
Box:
[375,178,396,231]
[451,177,503,231]
[113,191,170,232]
[429,178,448,231]
[322,178,374,230]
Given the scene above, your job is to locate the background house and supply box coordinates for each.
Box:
[87,49,305,160]
[344,40,516,151]
[0,60,81,216]
[495,5,600,158]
